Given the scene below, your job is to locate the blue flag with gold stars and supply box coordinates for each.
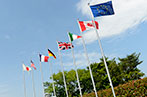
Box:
[90,1,114,17]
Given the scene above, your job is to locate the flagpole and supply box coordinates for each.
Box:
[49,61,56,96]
[88,3,116,97]
[57,41,69,97]
[22,64,27,97]
[67,33,83,97]
[77,20,98,97]
[31,69,36,97]
[39,62,45,97]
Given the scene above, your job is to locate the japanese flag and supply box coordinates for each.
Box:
[22,64,32,71]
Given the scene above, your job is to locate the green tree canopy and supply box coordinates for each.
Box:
[44,53,145,97]
[118,53,144,82]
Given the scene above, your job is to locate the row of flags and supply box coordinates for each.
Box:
[23,49,56,71]
[22,60,36,71]
[22,0,115,71]
[22,1,115,97]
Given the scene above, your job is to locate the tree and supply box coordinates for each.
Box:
[44,71,67,97]
[78,69,93,94]
[44,70,82,97]
[44,53,145,97]
[90,57,122,90]
[118,53,144,83]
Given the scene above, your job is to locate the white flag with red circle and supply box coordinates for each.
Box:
[22,64,32,71]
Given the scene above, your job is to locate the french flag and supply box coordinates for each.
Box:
[39,54,49,62]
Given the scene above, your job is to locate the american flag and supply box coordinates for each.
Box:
[57,41,74,50]
[31,60,36,70]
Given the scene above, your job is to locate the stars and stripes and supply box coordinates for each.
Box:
[31,60,36,70]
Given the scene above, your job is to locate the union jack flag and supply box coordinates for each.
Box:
[57,41,74,50]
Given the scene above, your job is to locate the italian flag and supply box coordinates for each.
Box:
[68,32,82,42]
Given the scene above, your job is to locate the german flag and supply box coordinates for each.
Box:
[48,49,56,59]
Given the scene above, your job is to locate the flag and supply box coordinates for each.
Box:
[68,32,82,42]
[22,64,32,71]
[31,60,36,70]
[57,41,74,50]
[48,49,56,59]
[39,54,49,62]
[78,21,99,32]
[90,1,114,17]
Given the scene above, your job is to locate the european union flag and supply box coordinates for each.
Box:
[90,1,115,17]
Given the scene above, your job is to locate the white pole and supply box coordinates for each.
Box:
[88,3,116,97]
[67,33,83,97]
[49,61,56,96]
[77,20,98,97]
[31,69,36,97]
[57,41,69,97]
[39,62,45,97]
[22,65,27,97]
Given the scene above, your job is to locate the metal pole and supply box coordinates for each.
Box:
[31,69,36,97]
[49,61,56,96]
[57,41,69,97]
[22,65,27,97]
[77,20,98,97]
[94,22,116,97]
[71,47,83,97]
[88,3,116,97]
[67,33,83,97]
[40,62,45,97]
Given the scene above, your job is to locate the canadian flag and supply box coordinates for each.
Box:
[39,54,49,62]
[22,64,32,71]
[78,21,99,32]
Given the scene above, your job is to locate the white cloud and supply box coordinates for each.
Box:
[61,51,118,68]
[58,51,100,67]
[77,0,147,43]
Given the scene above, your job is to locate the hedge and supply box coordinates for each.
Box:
[83,77,147,97]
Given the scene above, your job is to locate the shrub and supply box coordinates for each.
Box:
[83,77,147,97]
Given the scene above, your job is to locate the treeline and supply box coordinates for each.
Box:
[44,53,145,97]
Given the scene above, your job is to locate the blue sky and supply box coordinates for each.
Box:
[0,0,147,97]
